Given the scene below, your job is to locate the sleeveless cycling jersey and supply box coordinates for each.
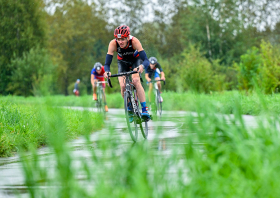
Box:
[116,35,139,61]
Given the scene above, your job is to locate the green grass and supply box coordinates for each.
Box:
[16,92,280,197]
[0,99,103,157]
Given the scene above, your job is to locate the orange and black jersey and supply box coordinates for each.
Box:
[116,35,139,61]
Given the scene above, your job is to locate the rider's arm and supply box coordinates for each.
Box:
[160,72,165,80]
[156,63,165,80]
[132,38,149,70]
[145,73,151,82]
[104,40,117,72]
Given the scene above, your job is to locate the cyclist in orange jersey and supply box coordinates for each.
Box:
[103,25,150,121]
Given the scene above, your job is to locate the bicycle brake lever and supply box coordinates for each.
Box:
[139,73,143,83]
[107,72,113,88]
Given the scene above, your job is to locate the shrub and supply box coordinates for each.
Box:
[258,40,280,94]
[176,44,225,93]
[235,46,261,91]
[7,47,56,96]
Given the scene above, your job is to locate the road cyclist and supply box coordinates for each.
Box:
[145,57,166,115]
[91,62,108,112]
[103,25,151,122]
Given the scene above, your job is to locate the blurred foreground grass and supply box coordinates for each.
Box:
[5,91,280,197]
[0,99,103,157]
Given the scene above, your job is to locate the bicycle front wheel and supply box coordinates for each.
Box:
[140,121,148,139]
[97,87,104,113]
[124,91,138,142]
[157,90,162,116]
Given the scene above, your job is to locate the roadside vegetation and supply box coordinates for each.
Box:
[0,99,103,157]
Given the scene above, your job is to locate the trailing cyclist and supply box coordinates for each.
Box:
[145,57,166,102]
[103,25,151,121]
[91,62,108,112]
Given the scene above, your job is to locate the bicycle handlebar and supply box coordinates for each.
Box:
[107,70,138,88]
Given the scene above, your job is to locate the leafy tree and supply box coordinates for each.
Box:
[7,47,56,96]
[235,47,261,92]
[258,40,280,94]
[46,0,111,95]
[176,44,224,93]
[235,40,280,94]
[0,0,47,95]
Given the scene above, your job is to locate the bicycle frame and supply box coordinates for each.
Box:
[125,79,140,116]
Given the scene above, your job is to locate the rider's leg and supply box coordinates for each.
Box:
[155,77,161,93]
[132,73,150,119]
[132,73,145,102]
[103,87,108,112]
[118,76,126,98]
[93,79,98,94]
[92,79,98,100]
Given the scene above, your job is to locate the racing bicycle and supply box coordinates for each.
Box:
[107,71,149,142]
[95,81,107,113]
[148,80,165,116]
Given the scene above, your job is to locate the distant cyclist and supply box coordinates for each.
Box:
[91,62,108,112]
[103,25,151,121]
[73,79,80,96]
[145,57,165,102]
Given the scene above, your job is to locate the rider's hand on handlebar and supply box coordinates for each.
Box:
[104,72,111,78]
[134,65,144,73]
[161,76,166,81]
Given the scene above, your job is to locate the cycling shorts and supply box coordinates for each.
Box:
[117,57,143,73]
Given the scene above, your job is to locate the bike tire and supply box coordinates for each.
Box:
[131,88,148,139]
[157,90,162,116]
[140,121,148,139]
[124,91,138,142]
[97,86,103,113]
[100,88,106,114]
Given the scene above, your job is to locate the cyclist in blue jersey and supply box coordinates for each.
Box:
[103,25,151,121]
[145,57,165,102]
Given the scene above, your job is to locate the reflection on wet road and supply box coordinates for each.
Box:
[0,108,258,197]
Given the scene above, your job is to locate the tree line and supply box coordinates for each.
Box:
[1,0,280,96]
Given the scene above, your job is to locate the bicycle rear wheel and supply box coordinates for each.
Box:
[124,91,138,142]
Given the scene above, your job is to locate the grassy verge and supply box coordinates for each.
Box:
[2,90,280,115]
[0,100,103,157]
